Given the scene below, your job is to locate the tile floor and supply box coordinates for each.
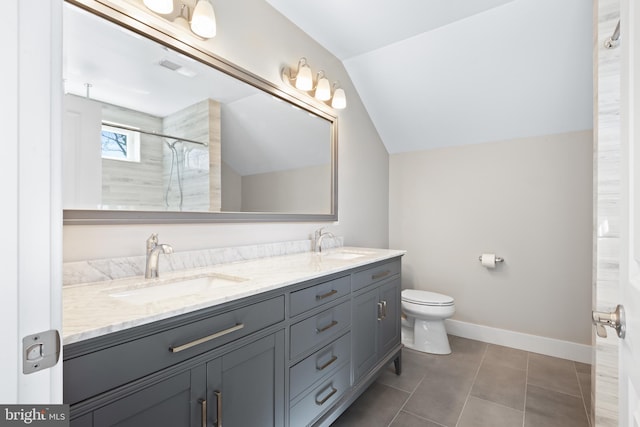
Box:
[331,336,591,427]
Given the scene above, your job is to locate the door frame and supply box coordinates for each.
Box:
[0,0,64,403]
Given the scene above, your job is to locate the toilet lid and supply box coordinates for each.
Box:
[402,289,454,306]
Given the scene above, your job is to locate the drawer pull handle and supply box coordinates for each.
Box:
[199,399,207,427]
[214,390,222,427]
[169,323,245,353]
[316,289,338,301]
[316,355,338,371]
[315,385,338,406]
[372,270,390,280]
[316,320,338,334]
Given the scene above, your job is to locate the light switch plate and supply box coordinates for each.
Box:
[22,330,60,374]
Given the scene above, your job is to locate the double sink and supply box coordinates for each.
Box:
[107,248,375,306]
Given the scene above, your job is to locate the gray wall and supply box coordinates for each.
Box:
[389,130,593,345]
[63,0,389,260]
[242,165,331,213]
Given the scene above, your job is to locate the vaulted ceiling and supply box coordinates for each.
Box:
[266,0,593,154]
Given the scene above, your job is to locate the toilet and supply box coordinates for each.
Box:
[401,289,455,355]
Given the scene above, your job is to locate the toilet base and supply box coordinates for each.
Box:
[402,318,451,355]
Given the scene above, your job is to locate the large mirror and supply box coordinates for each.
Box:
[62,0,337,224]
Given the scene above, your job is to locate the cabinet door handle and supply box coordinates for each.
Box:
[382,300,388,320]
[315,384,338,406]
[377,302,384,321]
[316,355,338,371]
[372,270,390,280]
[316,289,338,300]
[214,390,222,427]
[316,320,338,334]
[169,323,245,353]
[199,399,207,427]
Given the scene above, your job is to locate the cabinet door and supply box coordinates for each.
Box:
[352,287,379,382]
[378,278,401,359]
[207,331,284,427]
[92,366,206,427]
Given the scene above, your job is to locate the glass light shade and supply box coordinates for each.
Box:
[143,0,174,14]
[331,87,347,109]
[295,62,313,91]
[315,76,331,101]
[191,0,217,39]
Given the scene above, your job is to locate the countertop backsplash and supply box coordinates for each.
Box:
[63,237,344,286]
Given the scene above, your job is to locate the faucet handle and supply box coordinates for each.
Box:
[146,233,159,252]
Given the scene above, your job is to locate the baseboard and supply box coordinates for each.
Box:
[445,319,592,364]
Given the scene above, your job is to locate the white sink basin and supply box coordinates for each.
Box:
[108,274,248,305]
[321,249,376,260]
[322,252,366,260]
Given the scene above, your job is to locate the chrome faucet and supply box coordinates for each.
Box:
[314,227,335,253]
[145,233,174,279]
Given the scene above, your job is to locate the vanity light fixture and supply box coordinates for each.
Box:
[143,0,217,40]
[314,71,331,101]
[143,0,174,14]
[288,58,313,90]
[331,84,347,109]
[190,0,217,39]
[282,58,347,110]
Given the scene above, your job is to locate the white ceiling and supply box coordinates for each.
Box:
[266,0,593,153]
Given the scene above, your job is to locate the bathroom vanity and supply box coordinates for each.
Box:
[63,248,404,427]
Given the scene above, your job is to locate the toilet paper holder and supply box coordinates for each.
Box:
[478,255,504,263]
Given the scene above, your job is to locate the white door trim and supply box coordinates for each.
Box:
[0,0,64,404]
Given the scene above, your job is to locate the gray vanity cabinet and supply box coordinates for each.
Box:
[352,260,401,382]
[80,331,285,427]
[65,255,404,427]
[206,331,285,427]
[91,366,206,427]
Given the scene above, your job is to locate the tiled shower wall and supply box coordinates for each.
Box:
[102,102,165,209]
[162,98,222,211]
[594,0,621,425]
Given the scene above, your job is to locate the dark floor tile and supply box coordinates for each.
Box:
[389,411,444,427]
[448,336,488,363]
[331,382,409,427]
[471,361,526,410]
[402,354,477,426]
[574,361,591,374]
[483,344,528,371]
[527,353,582,396]
[377,349,430,393]
[577,371,591,418]
[524,384,590,427]
[457,396,524,427]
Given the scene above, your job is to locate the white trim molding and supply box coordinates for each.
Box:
[445,319,592,364]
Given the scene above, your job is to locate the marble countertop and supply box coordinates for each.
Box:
[63,247,405,345]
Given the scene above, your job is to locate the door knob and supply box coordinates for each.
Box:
[592,304,625,338]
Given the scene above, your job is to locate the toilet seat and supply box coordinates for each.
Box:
[402,289,454,307]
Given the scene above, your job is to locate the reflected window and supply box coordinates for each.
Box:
[101,124,140,162]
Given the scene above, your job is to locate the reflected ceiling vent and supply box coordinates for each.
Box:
[159,59,181,71]
[159,59,197,77]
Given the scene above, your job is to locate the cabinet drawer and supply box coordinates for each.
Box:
[289,363,350,427]
[290,275,350,317]
[290,332,350,399]
[64,296,284,405]
[352,259,401,291]
[290,300,350,360]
